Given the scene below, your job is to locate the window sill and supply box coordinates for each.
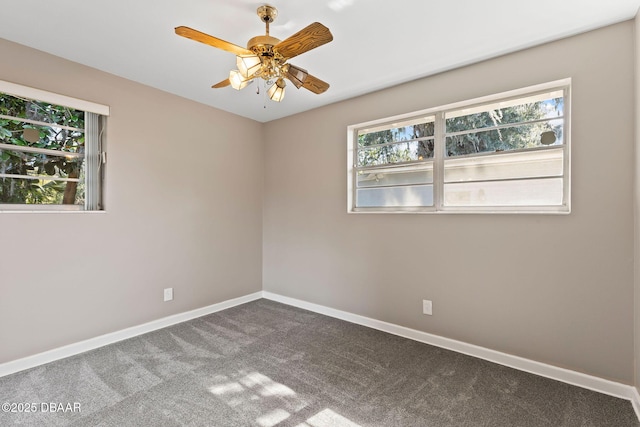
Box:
[0,209,106,214]
[349,206,570,215]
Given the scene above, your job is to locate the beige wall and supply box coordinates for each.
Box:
[0,39,263,363]
[264,22,636,384]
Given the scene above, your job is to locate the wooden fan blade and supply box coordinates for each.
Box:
[175,26,253,56]
[212,79,231,89]
[302,74,330,94]
[275,22,333,60]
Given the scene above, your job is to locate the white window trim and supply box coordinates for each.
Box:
[0,80,110,116]
[347,78,571,214]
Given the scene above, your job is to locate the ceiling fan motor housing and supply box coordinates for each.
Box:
[250,5,281,62]
[257,5,278,23]
[247,35,281,53]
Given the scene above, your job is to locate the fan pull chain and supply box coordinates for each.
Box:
[257,79,267,109]
[264,80,268,109]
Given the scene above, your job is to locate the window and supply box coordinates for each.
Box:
[348,80,570,213]
[0,80,109,211]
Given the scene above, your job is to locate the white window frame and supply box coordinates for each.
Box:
[0,80,110,212]
[347,79,571,214]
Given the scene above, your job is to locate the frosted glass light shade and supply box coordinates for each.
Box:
[268,78,286,102]
[229,70,251,90]
[285,64,308,88]
[237,55,261,78]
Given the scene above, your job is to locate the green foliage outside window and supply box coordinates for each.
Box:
[0,93,86,205]
[357,96,564,167]
[445,98,563,156]
[358,123,435,167]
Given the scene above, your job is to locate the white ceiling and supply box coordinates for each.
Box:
[0,0,639,123]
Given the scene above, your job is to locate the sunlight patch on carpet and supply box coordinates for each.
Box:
[298,408,361,427]
[256,408,291,426]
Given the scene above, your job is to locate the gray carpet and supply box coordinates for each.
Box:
[0,299,637,426]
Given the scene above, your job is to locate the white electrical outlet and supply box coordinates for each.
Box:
[423,299,432,315]
[164,288,173,302]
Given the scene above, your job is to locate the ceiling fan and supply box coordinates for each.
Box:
[175,4,333,102]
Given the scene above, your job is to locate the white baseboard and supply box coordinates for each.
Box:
[262,291,639,409]
[631,387,640,421]
[0,291,263,378]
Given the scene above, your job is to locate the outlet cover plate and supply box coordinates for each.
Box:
[423,299,432,315]
[164,288,173,302]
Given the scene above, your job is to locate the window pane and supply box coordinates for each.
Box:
[0,176,84,205]
[0,147,83,180]
[358,140,434,166]
[358,117,435,147]
[444,148,563,183]
[357,164,433,188]
[0,93,85,128]
[444,178,563,206]
[0,120,84,154]
[446,120,563,157]
[356,185,433,208]
[446,91,563,132]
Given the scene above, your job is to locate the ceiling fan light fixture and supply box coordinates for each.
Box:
[284,64,308,89]
[229,70,251,90]
[237,54,261,78]
[175,5,333,102]
[268,78,286,102]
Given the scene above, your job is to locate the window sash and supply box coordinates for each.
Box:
[84,111,100,210]
[0,142,83,158]
[0,174,81,183]
[358,136,435,151]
